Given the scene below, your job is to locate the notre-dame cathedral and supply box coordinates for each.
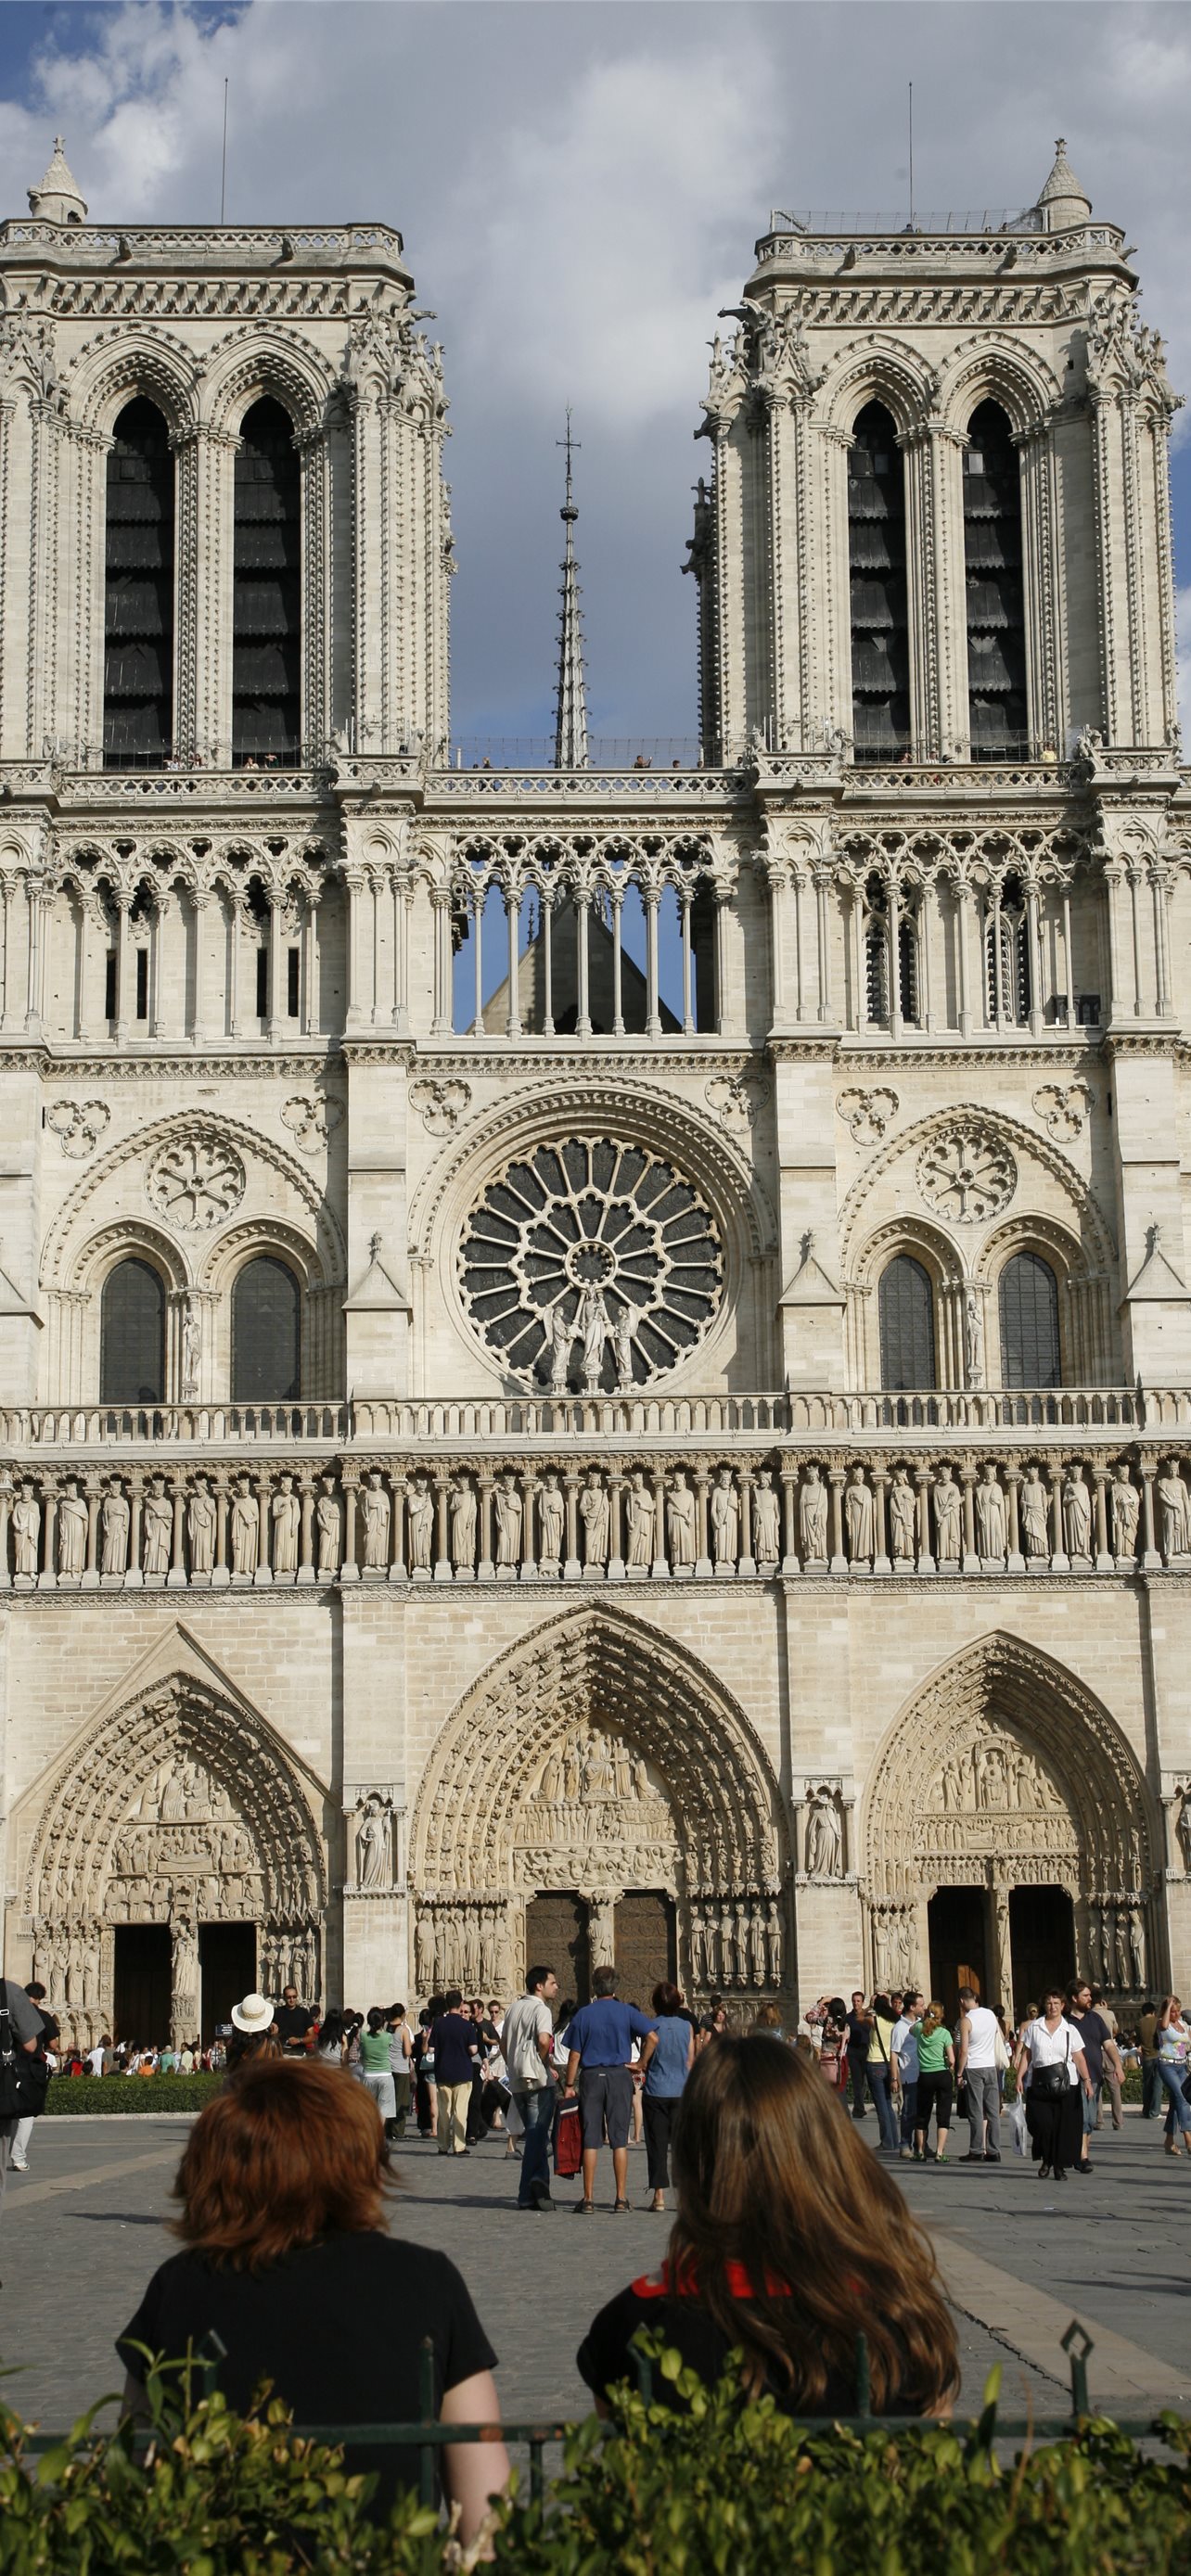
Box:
[2,134,1190,2047]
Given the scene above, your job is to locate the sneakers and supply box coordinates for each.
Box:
[8,2154,28,2174]
[899,2145,914,2160]
[983,2151,1001,2163]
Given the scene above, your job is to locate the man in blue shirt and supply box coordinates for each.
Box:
[563,1965,654,2213]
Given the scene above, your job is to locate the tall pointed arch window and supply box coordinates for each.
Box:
[963,402,1027,759]
[231,1256,301,1401]
[847,403,910,761]
[100,1257,165,1403]
[985,871,1031,1025]
[878,1255,936,1390]
[233,399,301,766]
[998,1251,1060,1388]
[103,399,174,767]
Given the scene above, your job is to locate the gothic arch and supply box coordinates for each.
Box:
[837,1103,1116,1282]
[41,1109,346,1293]
[862,1632,1159,2000]
[819,338,936,440]
[19,1664,329,2044]
[70,331,199,440]
[203,327,332,440]
[936,337,1061,441]
[410,1604,790,2000]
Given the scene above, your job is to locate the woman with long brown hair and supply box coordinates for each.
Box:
[577,2034,958,2417]
[118,2057,508,2537]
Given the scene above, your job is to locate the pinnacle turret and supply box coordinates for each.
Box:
[1035,136,1092,232]
[28,135,86,224]
[553,413,590,771]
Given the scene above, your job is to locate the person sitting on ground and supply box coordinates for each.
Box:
[117,2056,509,2538]
[578,2034,958,2418]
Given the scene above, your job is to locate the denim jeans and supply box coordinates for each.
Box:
[866,2063,899,2149]
[898,2079,918,2148]
[511,2082,556,2203]
[1143,2058,1164,2118]
[1157,2058,1191,2136]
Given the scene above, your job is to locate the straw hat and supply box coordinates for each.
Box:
[230,1991,275,2034]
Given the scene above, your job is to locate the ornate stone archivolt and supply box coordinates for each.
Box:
[863,1633,1158,1996]
[839,1103,1115,1282]
[41,1109,346,1292]
[410,1605,788,1997]
[21,1669,328,2044]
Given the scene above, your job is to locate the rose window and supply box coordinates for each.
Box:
[147,1137,246,1231]
[916,1127,1015,1224]
[457,1137,723,1388]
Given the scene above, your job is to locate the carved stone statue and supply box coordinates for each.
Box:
[355,1796,393,1890]
[187,1479,215,1575]
[100,1484,130,1577]
[752,1470,780,1565]
[710,1468,738,1566]
[579,1472,609,1567]
[12,1482,39,1580]
[362,1472,391,1570]
[1110,1464,1140,1559]
[889,1467,916,1563]
[182,1299,200,1398]
[1020,1467,1050,1559]
[494,1473,522,1566]
[230,1478,258,1577]
[1176,1792,1191,1876]
[844,1466,873,1564]
[964,1282,985,1387]
[611,1307,634,1392]
[548,1297,572,1396]
[143,1478,173,1578]
[799,1464,827,1564]
[538,1473,564,1564]
[449,1478,476,1572]
[57,1480,87,1580]
[624,1470,654,1569]
[415,1912,434,1993]
[805,1787,842,1878]
[407,1475,433,1571]
[666,1470,696,1568]
[316,1477,340,1575]
[1061,1466,1092,1561]
[933,1466,961,1564]
[577,1282,610,1394]
[974,1464,1005,1562]
[1159,1463,1189,1561]
[272,1475,300,1575]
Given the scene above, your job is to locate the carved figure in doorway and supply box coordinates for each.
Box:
[101,1483,130,1575]
[538,1472,564,1564]
[974,1463,1005,1562]
[12,1481,39,1580]
[799,1463,827,1563]
[710,1467,738,1566]
[273,1475,300,1575]
[230,1477,258,1576]
[805,1786,842,1878]
[1130,1908,1146,1988]
[844,1465,873,1564]
[753,1469,780,1565]
[1159,1462,1189,1560]
[625,1469,654,1569]
[1020,1467,1050,1559]
[362,1472,391,1570]
[933,1465,961,1564]
[494,1473,522,1566]
[1110,1463,1140,1559]
[143,1478,172,1577]
[449,1477,477,1572]
[889,1466,916,1563]
[57,1480,87,1580]
[415,1913,434,1993]
[407,1475,433,1571]
[187,1478,215,1574]
[666,1470,696,1567]
[316,1476,340,1575]
[579,1471,609,1568]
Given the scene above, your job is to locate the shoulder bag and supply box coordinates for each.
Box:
[0,2000,50,2119]
[1028,2028,1070,2101]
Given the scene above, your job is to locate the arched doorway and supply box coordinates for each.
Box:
[863,1634,1158,2021]
[23,1671,327,2047]
[410,1606,789,2008]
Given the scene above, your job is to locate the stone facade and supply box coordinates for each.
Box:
[3,141,1191,2042]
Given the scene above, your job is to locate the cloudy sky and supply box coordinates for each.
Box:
[2,0,1190,747]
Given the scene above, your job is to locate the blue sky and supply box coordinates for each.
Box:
[2,0,1189,746]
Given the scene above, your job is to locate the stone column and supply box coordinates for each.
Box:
[780,1464,799,1574]
[1005,1464,1024,1574]
[212,1471,229,1587]
[168,1477,187,1588]
[520,1469,538,1580]
[960,1464,980,1575]
[607,1473,625,1582]
[434,1473,452,1582]
[694,1466,712,1580]
[83,1475,100,1588]
[652,1467,670,1576]
[1048,1463,1069,1571]
[478,1473,494,1582]
[1139,1455,1161,1571]
[340,1467,360,1581]
[871,1465,890,1575]
[125,1473,144,1589]
[298,1473,315,1584]
[916,1466,935,1573]
[1093,1460,1114,1572]
[563,1472,582,1583]
[736,1468,755,1579]
[827,1468,847,1574]
[389,1473,407,1580]
[254,1477,273,1586]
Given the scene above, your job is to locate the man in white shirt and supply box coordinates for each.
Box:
[955,1985,1002,2162]
[499,1965,558,2212]
[85,2040,107,2078]
[891,1987,923,2161]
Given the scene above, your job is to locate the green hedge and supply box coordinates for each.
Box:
[45,2075,220,2116]
[2,2345,1189,2573]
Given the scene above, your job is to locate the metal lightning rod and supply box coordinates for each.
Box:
[220,77,229,224]
[908,82,915,229]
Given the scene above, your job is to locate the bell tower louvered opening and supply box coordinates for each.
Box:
[963,402,1027,759]
[233,398,301,766]
[103,399,174,768]
[847,403,910,763]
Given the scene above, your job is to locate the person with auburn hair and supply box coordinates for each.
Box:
[117,2057,508,2537]
[577,2034,959,2418]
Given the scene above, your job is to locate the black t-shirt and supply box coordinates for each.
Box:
[430,2014,479,2085]
[274,2005,315,2049]
[1069,2009,1108,2085]
[578,2269,882,2418]
[845,2010,868,2055]
[118,2233,496,2511]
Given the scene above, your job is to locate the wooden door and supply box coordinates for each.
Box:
[524,1893,591,2005]
[112,1923,172,2047]
[613,1891,675,2008]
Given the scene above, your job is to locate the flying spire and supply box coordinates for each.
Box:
[553,412,590,771]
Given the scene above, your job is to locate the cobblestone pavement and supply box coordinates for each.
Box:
[2,2108,1187,2437]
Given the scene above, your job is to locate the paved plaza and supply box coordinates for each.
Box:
[2,2109,1189,2439]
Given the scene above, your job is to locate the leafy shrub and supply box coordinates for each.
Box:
[45,2076,220,2116]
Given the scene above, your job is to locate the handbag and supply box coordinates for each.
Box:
[1029,2031,1070,2101]
[0,2001,50,2119]
[553,2096,583,2178]
[993,2025,1010,2073]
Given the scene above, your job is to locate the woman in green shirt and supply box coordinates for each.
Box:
[359,2008,398,2134]
[912,2005,955,2162]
